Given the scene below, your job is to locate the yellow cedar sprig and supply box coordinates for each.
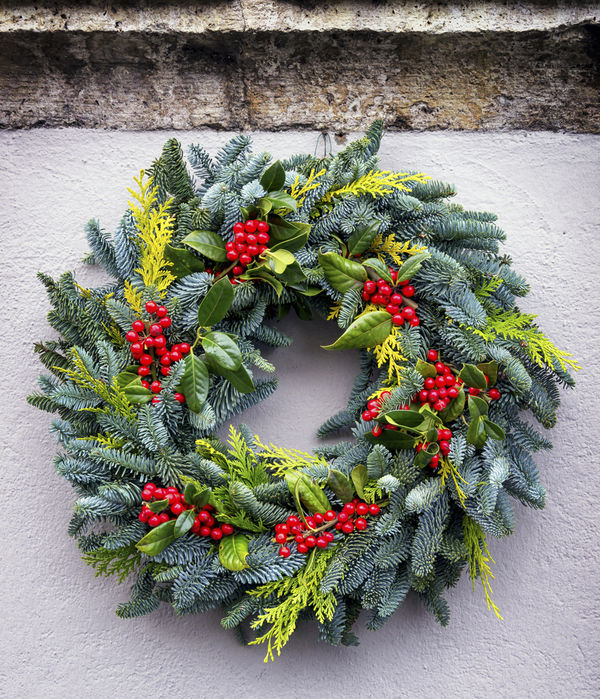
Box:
[253,437,329,478]
[438,456,468,507]
[289,168,327,206]
[128,171,176,295]
[327,301,342,320]
[368,325,407,385]
[248,548,337,662]
[370,233,427,266]
[321,170,430,204]
[463,516,503,620]
[123,280,143,313]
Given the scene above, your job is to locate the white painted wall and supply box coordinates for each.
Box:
[1,129,598,698]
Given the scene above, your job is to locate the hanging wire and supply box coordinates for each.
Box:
[313,131,333,158]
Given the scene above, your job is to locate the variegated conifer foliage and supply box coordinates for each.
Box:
[29,122,577,662]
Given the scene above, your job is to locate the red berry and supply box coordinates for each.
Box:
[434,375,445,388]
[445,374,456,386]
[170,350,182,362]
[141,380,150,388]
[419,389,429,402]
[232,265,243,276]
[335,522,343,531]
[247,245,260,256]
[362,410,373,422]
[423,377,434,390]
[257,232,270,245]
[245,234,257,245]
[244,219,258,233]
[371,425,383,437]
[402,285,415,298]
[222,524,234,535]
[233,222,245,234]
[154,306,167,318]
[130,341,142,354]
[341,521,354,534]
[139,354,152,367]
[274,523,288,534]
[145,336,155,348]
[148,515,160,527]
[448,387,459,398]
[210,528,223,541]
[316,537,328,548]
[178,343,189,354]
[192,518,201,533]
[324,510,336,521]
[305,535,317,548]
[337,512,349,523]
[257,221,270,233]
[365,281,376,294]
[305,517,316,530]
[147,324,160,337]
[150,381,161,393]
[199,525,211,537]
[155,346,167,357]
[433,362,444,374]
[355,518,368,531]
[174,393,185,404]
[427,349,438,361]
[158,512,170,523]
[469,387,481,396]
[297,543,308,554]
[356,502,369,516]
[137,366,150,377]
[279,546,291,557]
[392,314,405,326]
[390,269,398,281]
[313,513,324,525]
[294,534,304,544]
[428,390,439,402]
[368,503,380,515]
[126,330,138,343]
[390,293,403,306]
[239,253,252,266]
[410,317,420,327]
[141,489,153,501]
[323,531,335,542]
[258,245,268,254]
[160,355,171,367]
[226,241,235,251]
[343,503,356,515]
[434,400,445,411]
[275,532,287,544]
[145,301,158,314]
[226,250,239,261]
[402,307,415,320]
[489,388,501,400]
[132,320,145,333]
[153,335,166,349]
[430,453,440,468]
[171,502,184,516]
[159,317,171,328]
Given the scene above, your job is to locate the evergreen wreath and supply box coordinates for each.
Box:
[29,123,579,661]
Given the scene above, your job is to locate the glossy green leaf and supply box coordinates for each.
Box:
[116,372,153,404]
[201,331,242,371]
[323,311,392,350]
[164,244,205,278]
[327,469,355,503]
[362,257,393,283]
[206,358,255,393]
[318,251,367,292]
[116,370,141,390]
[257,198,272,216]
[197,276,234,327]
[467,395,489,419]
[483,418,506,441]
[270,227,310,253]
[219,534,250,571]
[284,472,330,514]
[261,191,297,211]
[382,410,425,429]
[477,361,499,386]
[263,249,296,274]
[181,353,209,413]
[148,498,169,513]
[351,463,368,499]
[364,430,415,450]
[174,509,196,538]
[439,389,466,423]
[467,415,487,449]
[240,268,284,296]
[347,220,380,256]
[415,441,439,467]
[259,161,286,192]
[135,520,176,556]
[459,363,488,390]
[396,251,431,282]
[182,230,227,262]
[415,358,437,379]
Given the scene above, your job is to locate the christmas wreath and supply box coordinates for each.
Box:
[29,123,578,661]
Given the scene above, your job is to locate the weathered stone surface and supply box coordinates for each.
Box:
[0,2,598,131]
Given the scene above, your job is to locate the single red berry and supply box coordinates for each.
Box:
[402,285,415,298]
[199,525,211,537]
[445,374,456,386]
[236,242,247,253]
[144,336,155,348]
[278,546,291,557]
[362,410,373,422]
[171,502,184,516]
[313,512,324,524]
[430,454,440,468]
[141,379,150,388]
[258,245,268,254]
[150,381,162,394]
[155,346,167,357]
[337,512,349,523]
[244,219,257,233]
[390,269,398,281]
[316,537,328,548]
[141,489,153,501]
[355,518,368,531]
[132,320,145,333]
[469,387,481,396]
[489,388,501,400]
[233,222,244,234]
[158,512,170,523]
[361,291,371,301]
[154,306,167,318]
[297,543,308,554]
[429,390,439,402]
[287,515,300,526]
[427,349,438,361]
[293,533,304,544]
[126,330,138,343]
[410,317,420,326]
[365,281,376,294]
[343,503,356,515]
[257,221,269,233]
[433,362,444,374]
[152,335,165,349]
[371,425,383,437]
[225,241,235,251]
[335,522,343,531]
[147,515,160,527]
[239,253,252,266]
[305,517,317,530]
[356,502,369,516]
[231,265,243,276]
[226,250,239,261]
[170,350,182,362]
[137,366,150,377]
[159,317,171,328]
[145,301,158,314]
[433,400,445,411]
[178,342,190,354]
[274,523,288,534]
[275,532,287,544]
[384,304,398,316]
[139,508,150,523]
[148,323,161,336]
[245,234,257,245]
[174,393,185,404]
[423,377,434,390]
[192,518,201,533]
[234,234,246,246]
[323,531,335,542]
[210,528,223,541]
[447,387,459,398]
[402,307,415,320]
[151,396,161,404]
[139,354,152,367]
[130,341,142,355]
[160,355,171,367]
[368,503,380,516]
[222,524,234,535]
[439,439,451,452]
[247,245,260,256]
[341,521,354,534]
[419,389,429,403]
[390,293,403,306]
[324,510,336,521]
[435,375,446,388]
[305,535,317,548]
[392,314,404,326]
[257,232,270,245]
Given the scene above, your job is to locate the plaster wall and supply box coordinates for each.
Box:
[1,129,598,698]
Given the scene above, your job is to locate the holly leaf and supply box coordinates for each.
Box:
[477,361,499,386]
[415,358,437,379]
[284,472,330,514]
[205,356,255,393]
[364,430,415,449]
[181,353,209,413]
[148,498,169,513]
[262,249,296,275]
[135,520,176,556]
[116,371,153,404]
[240,268,284,296]
[173,509,196,538]
[260,161,286,192]
[381,410,425,429]
[197,276,234,327]
[323,311,392,350]
[347,220,380,256]
[459,363,488,390]
[396,251,431,282]
[351,463,368,499]
[327,469,355,503]
[467,395,489,419]
[414,441,439,467]
[201,331,242,371]
[260,191,297,212]
[270,227,310,253]
[182,230,227,262]
[362,257,393,283]
[318,251,367,292]
[219,534,250,571]
[439,389,466,423]
[164,244,205,278]
[467,415,487,449]
[483,418,506,441]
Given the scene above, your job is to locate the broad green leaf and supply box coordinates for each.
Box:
[415,441,439,467]
[206,358,255,393]
[197,276,234,327]
[263,249,296,274]
[483,418,506,441]
[184,482,200,506]
[284,472,330,513]
[181,353,209,413]
[323,311,392,351]
[459,363,488,390]
[164,244,205,278]
[361,257,393,283]
[415,359,437,379]
[396,251,431,282]
[268,216,309,243]
[182,230,227,262]
[347,220,380,256]
[270,227,310,253]
[351,463,368,499]
[260,161,285,192]
[116,372,153,404]
[148,498,169,513]
[240,268,284,296]
[193,489,211,509]
[318,251,367,292]
[261,191,297,211]
[467,415,487,449]
[257,198,272,216]
[364,430,415,450]
[116,370,141,390]
[382,410,425,429]
[219,534,250,571]
[327,469,354,503]
[439,389,466,423]
[201,331,242,371]
[477,361,499,386]
[136,520,176,556]
[297,286,323,296]
[174,509,196,538]
[467,395,489,419]
[425,426,440,443]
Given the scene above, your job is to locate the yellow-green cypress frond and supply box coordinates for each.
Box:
[369,233,427,266]
[82,543,141,583]
[368,325,407,385]
[321,170,430,204]
[128,171,176,295]
[248,547,337,662]
[289,168,326,206]
[473,276,503,300]
[253,438,329,478]
[463,516,503,620]
[123,279,143,313]
[439,456,468,507]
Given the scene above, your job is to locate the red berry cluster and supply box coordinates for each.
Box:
[416,427,454,470]
[138,482,234,540]
[125,301,189,404]
[225,220,271,279]
[414,349,458,412]
[361,391,400,438]
[274,499,381,557]
[361,270,420,327]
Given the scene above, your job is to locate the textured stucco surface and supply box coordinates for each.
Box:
[1,129,599,697]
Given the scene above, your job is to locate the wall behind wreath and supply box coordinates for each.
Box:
[0,128,598,698]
